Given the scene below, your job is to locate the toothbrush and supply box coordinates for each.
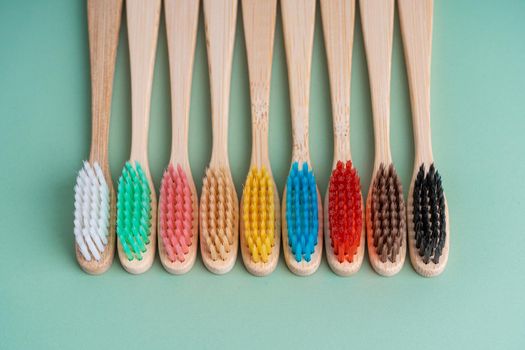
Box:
[360,0,406,276]
[398,0,449,277]
[158,0,200,275]
[116,0,161,274]
[199,0,239,275]
[320,0,365,276]
[73,0,122,274]
[281,0,323,276]
[240,0,280,276]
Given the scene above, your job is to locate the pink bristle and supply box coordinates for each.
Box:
[159,163,194,263]
[159,171,176,262]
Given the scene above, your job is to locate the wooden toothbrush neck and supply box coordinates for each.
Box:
[290,106,311,164]
[210,147,230,169]
[130,144,149,167]
[169,111,190,164]
[373,118,392,166]
[332,102,351,162]
[281,0,315,167]
[165,0,199,171]
[203,0,238,171]
[87,0,122,172]
[129,102,152,167]
[320,0,356,164]
[89,98,111,171]
[89,144,109,169]
[248,80,271,168]
[360,0,395,169]
[210,117,229,168]
[398,0,434,167]
[242,0,277,170]
[127,0,161,175]
[374,145,392,168]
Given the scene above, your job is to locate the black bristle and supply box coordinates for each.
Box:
[412,163,446,264]
[413,165,425,247]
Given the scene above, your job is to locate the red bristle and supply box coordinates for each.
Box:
[328,160,363,263]
[159,164,194,263]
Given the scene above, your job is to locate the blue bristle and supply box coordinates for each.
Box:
[285,161,319,262]
[304,250,311,262]
[295,244,302,262]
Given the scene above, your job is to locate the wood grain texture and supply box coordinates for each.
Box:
[117,0,161,274]
[320,0,365,276]
[360,0,406,276]
[199,0,239,274]
[77,0,123,275]
[280,0,323,276]
[158,0,200,275]
[240,0,281,276]
[320,0,354,165]
[398,0,449,277]
[204,0,238,168]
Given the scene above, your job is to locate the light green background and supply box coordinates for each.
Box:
[1,0,524,349]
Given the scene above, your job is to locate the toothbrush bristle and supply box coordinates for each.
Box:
[370,163,405,263]
[159,164,194,263]
[73,161,110,262]
[201,168,237,261]
[328,160,362,263]
[242,167,275,263]
[116,161,152,261]
[285,162,319,262]
[412,163,446,264]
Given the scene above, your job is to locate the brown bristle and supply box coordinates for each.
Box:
[371,163,406,263]
[200,168,237,261]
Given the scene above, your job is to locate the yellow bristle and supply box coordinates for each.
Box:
[243,166,276,263]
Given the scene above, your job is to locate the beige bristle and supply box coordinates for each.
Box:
[201,168,238,261]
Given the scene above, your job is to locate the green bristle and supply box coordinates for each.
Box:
[116,161,152,261]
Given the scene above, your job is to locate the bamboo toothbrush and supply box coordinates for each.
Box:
[399,0,449,277]
[320,0,365,276]
[281,0,323,276]
[116,0,161,274]
[157,0,200,275]
[240,0,280,276]
[73,0,122,275]
[360,0,406,276]
[199,0,239,275]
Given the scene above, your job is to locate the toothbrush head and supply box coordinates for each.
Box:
[370,163,406,263]
[412,164,446,264]
[116,161,152,261]
[285,162,319,262]
[200,167,238,261]
[74,161,110,262]
[242,167,275,263]
[328,160,362,263]
[159,164,194,263]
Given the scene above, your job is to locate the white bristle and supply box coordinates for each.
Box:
[73,161,110,262]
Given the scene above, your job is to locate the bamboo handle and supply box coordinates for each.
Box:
[360,0,394,165]
[127,0,161,164]
[203,0,238,167]
[242,0,277,168]
[87,0,123,172]
[398,0,434,164]
[165,0,200,165]
[320,0,355,164]
[281,0,316,164]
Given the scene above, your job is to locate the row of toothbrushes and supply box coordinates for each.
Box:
[74,0,449,278]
